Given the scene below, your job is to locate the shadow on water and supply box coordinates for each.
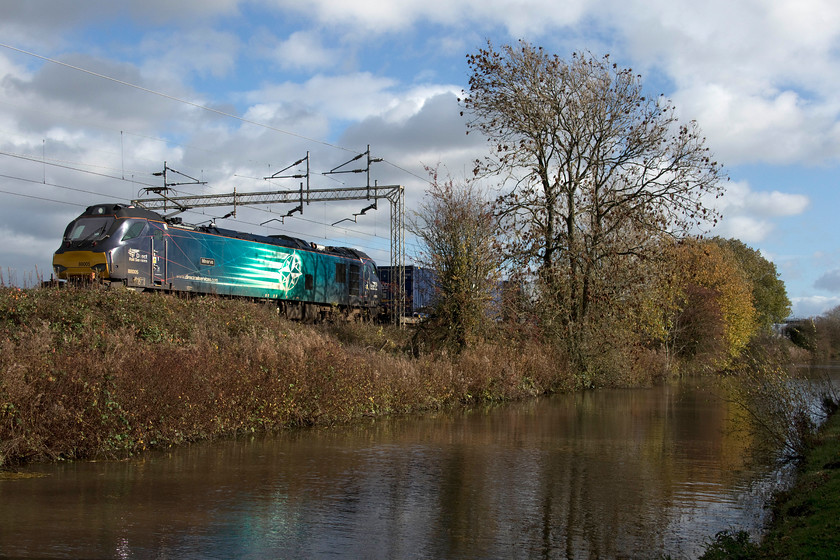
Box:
[3,367,838,559]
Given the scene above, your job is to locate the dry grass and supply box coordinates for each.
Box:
[0,285,580,467]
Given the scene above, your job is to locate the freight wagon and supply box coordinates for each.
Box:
[377,265,436,319]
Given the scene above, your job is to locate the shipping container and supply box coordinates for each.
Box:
[378,265,437,318]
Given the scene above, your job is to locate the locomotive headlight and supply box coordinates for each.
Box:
[92,263,108,273]
[54,264,67,274]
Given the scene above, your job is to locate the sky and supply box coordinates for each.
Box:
[0,0,838,318]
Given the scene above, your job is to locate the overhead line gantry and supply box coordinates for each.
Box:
[131,150,406,325]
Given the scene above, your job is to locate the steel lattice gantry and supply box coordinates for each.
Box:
[132,184,406,324]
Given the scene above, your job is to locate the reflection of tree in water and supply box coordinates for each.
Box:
[422,383,759,558]
[1,379,774,559]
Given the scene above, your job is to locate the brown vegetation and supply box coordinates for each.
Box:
[0,285,580,468]
[409,166,499,351]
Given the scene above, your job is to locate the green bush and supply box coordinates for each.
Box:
[699,530,759,560]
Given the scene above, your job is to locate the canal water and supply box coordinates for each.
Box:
[0,374,825,559]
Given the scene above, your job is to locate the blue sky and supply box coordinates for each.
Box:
[1,0,839,317]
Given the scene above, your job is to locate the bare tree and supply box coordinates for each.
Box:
[410,167,499,351]
[461,42,726,369]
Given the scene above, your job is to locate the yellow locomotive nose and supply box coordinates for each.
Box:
[52,251,109,280]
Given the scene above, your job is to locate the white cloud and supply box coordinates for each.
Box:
[341,91,478,157]
[0,220,74,286]
[709,180,809,242]
[244,73,400,124]
[791,295,840,318]
[603,1,840,166]
[264,31,341,71]
[255,0,840,168]
[124,0,241,23]
[0,226,64,258]
[749,190,810,217]
[712,216,774,244]
[1,52,197,135]
[0,0,240,31]
[268,0,588,36]
[673,84,840,166]
[815,269,840,293]
[138,29,241,80]
[614,0,840,90]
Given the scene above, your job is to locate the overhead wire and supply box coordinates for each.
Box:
[0,41,429,260]
[163,184,420,257]
[0,150,158,189]
[0,41,434,185]
[0,170,399,259]
[0,152,420,255]
[0,186,84,207]
[1,146,424,255]
[0,42,358,154]
[0,150,418,256]
[0,172,129,201]
[146,203,395,261]
[0,97,257,172]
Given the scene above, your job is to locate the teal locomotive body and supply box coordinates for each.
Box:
[53,203,383,321]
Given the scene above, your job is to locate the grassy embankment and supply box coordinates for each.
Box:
[759,408,840,558]
[700,406,840,559]
[0,285,589,468]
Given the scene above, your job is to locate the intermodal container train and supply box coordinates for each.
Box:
[378,265,436,319]
[52,203,384,321]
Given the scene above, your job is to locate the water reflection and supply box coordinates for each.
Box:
[0,376,809,559]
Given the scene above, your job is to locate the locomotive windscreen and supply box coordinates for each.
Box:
[64,217,115,244]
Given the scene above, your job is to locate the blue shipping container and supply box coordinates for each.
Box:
[378,265,437,317]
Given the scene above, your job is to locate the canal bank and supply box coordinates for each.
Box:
[699,405,840,559]
[1,281,813,469]
[1,285,582,468]
[756,407,840,558]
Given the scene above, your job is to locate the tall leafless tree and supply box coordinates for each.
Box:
[461,41,726,368]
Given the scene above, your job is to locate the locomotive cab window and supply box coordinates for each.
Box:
[121,221,145,241]
[336,263,346,283]
[305,274,314,291]
[66,218,113,242]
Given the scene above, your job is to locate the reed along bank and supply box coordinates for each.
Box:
[699,407,840,559]
[0,285,592,468]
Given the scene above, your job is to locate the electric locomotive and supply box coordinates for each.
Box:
[52,203,384,321]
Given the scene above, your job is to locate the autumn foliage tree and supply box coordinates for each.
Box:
[461,41,726,371]
[658,239,757,371]
[710,237,791,332]
[813,306,840,359]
